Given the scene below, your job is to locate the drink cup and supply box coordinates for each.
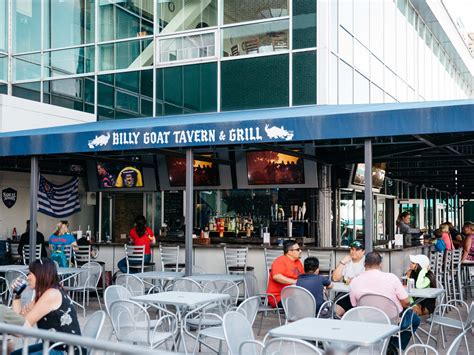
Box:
[407,278,415,292]
[13,278,28,296]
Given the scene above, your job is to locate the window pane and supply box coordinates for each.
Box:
[99,0,154,41]
[160,33,215,63]
[44,0,95,49]
[369,0,383,60]
[221,54,289,110]
[224,0,288,25]
[339,60,353,104]
[370,83,384,103]
[222,19,289,57]
[353,0,368,45]
[293,0,316,49]
[13,53,41,81]
[45,76,95,112]
[0,83,7,94]
[354,70,369,104]
[0,56,6,81]
[0,1,6,52]
[13,0,41,53]
[45,47,95,78]
[339,28,353,65]
[158,0,217,34]
[99,38,153,71]
[293,51,316,106]
[339,0,353,32]
[354,40,369,77]
[156,62,217,115]
[12,81,41,102]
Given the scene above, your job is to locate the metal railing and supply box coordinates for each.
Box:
[0,322,174,355]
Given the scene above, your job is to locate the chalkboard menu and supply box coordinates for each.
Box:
[164,191,184,234]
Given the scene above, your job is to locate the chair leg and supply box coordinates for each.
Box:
[257,311,264,335]
[95,290,102,310]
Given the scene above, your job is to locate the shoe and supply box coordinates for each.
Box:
[386,343,398,355]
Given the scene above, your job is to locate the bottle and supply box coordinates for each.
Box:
[12,228,17,242]
[86,225,92,241]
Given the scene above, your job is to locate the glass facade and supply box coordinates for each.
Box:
[0,0,471,115]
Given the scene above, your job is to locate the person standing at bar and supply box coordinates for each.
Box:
[18,220,47,260]
[266,240,304,308]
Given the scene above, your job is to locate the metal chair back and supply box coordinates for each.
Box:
[237,295,260,326]
[307,250,333,278]
[224,247,249,274]
[78,262,102,289]
[357,293,400,324]
[159,245,182,271]
[125,245,145,273]
[104,285,132,317]
[222,311,259,355]
[116,274,145,297]
[22,245,41,265]
[5,269,28,305]
[405,344,439,354]
[244,272,259,297]
[281,285,316,322]
[82,310,106,340]
[446,328,469,355]
[203,280,240,310]
[264,248,282,280]
[170,277,202,292]
[75,245,91,265]
[263,337,323,355]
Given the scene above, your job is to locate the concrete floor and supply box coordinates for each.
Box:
[77,291,473,355]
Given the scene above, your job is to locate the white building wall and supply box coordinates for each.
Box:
[0,171,94,241]
[0,94,95,132]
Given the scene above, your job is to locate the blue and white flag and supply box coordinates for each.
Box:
[38,176,81,218]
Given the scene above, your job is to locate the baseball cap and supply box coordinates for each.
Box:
[350,240,365,250]
[409,254,430,269]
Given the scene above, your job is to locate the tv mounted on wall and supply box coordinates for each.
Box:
[349,163,386,191]
[86,156,157,192]
[235,145,318,189]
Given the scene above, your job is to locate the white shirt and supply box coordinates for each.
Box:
[343,256,365,280]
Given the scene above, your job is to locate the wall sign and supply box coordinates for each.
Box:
[2,188,17,208]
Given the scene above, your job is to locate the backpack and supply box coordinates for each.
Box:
[435,239,446,253]
[50,247,69,268]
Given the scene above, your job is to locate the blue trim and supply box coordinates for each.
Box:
[1,99,474,156]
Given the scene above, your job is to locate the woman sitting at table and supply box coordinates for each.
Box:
[462,222,474,262]
[10,258,82,355]
[117,215,156,273]
[406,254,436,315]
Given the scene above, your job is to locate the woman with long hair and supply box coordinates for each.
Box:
[117,215,156,273]
[406,254,437,315]
[10,258,81,354]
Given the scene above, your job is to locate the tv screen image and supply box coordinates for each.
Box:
[96,162,144,189]
[167,155,220,187]
[246,150,305,185]
[352,163,386,189]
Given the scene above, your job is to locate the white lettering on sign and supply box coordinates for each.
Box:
[228,127,262,142]
[143,131,170,144]
[112,132,141,145]
[172,129,216,144]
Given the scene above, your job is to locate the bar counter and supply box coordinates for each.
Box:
[90,239,434,292]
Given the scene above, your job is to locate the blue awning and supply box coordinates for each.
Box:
[1,99,474,157]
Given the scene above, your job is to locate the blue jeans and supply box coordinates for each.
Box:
[117,254,151,273]
[390,309,421,350]
[12,343,64,355]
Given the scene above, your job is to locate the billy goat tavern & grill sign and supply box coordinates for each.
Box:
[2,188,17,209]
[87,124,295,150]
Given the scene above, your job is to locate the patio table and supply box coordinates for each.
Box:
[268,317,398,351]
[131,291,229,354]
[134,271,185,291]
[0,264,28,272]
[186,274,244,283]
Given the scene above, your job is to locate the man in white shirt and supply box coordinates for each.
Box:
[332,240,365,316]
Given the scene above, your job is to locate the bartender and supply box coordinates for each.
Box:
[396,212,426,241]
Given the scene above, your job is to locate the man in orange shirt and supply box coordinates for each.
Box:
[267,240,304,308]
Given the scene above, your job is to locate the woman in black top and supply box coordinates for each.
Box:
[11,258,81,355]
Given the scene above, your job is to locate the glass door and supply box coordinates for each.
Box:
[397,199,425,232]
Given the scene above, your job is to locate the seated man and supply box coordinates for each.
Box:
[349,252,420,353]
[332,240,365,316]
[266,240,304,308]
[296,257,332,315]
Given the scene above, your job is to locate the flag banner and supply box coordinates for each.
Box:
[38,176,81,218]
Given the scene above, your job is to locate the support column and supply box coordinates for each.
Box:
[29,156,39,262]
[184,148,193,276]
[318,164,332,247]
[364,139,373,252]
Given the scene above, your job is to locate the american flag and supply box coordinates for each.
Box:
[38,176,81,218]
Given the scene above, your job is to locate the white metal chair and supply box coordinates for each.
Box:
[192,296,260,354]
[224,247,254,274]
[104,285,132,318]
[109,299,177,349]
[64,261,102,317]
[451,249,463,301]
[125,245,155,273]
[281,285,316,323]
[263,337,323,355]
[169,277,202,292]
[427,300,473,350]
[307,250,333,279]
[404,344,438,354]
[342,306,391,354]
[159,245,185,271]
[22,245,41,265]
[446,328,470,354]
[116,273,146,297]
[222,311,263,355]
[264,248,282,282]
[74,245,91,266]
[244,272,282,334]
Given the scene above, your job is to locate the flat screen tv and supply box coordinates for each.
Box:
[246,150,304,185]
[156,149,233,190]
[350,163,386,191]
[235,145,318,189]
[167,155,220,187]
[87,157,157,192]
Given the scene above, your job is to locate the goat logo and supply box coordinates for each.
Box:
[88,133,110,149]
[264,124,294,141]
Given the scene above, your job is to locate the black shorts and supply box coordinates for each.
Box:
[336,293,353,312]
